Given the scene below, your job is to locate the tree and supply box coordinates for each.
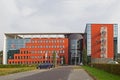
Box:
[0,50,3,64]
[63,56,66,65]
[82,49,87,65]
[52,51,56,66]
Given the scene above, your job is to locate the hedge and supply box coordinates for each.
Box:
[0,64,37,68]
[91,63,120,75]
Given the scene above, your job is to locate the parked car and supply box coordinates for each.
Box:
[107,61,119,64]
[37,63,54,69]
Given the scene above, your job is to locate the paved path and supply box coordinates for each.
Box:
[16,66,71,80]
[68,69,93,80]
[0,66,94,80]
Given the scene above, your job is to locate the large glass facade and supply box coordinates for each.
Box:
[69,33,83,65]
[113,24,118,60]
[86,24,91,56]
[6,39,30,60]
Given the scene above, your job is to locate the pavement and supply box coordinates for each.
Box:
[0,66,94,80]
[68,69,93,80]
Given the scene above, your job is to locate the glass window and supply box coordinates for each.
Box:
[63,50,65,53]
[31,46,34,48]
[63,40,64,43]
[31,51,34,53]
[46,40,48,43]
[41,51,42,53]
[57,51,59,53]
[57,40,59,43]
[32,40,34,43]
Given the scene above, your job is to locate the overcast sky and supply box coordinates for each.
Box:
[0,0,120,50]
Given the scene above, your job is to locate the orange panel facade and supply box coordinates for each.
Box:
[8,38,69,65]
[91,24,114,59]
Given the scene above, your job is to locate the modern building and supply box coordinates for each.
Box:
[3,33,83,65]
[85,24,118,63]
[3,24,119,64]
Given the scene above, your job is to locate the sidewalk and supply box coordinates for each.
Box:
[68,69,94,80]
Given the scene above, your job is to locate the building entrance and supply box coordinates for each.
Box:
[68,33,83,65]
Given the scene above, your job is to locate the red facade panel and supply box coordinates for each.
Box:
[91,24,114,59]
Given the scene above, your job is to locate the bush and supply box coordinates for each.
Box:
[0,64,36,68]
[91,63,120,75]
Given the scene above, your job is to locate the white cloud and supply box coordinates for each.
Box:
[0,0,120,50]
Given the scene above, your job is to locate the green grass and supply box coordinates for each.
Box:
[82,66,120,80]
[0,67,36,76]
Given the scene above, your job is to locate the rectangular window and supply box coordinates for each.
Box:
[32,40,34,43]
[46,45,48,48]
[63,50,65,53]
[31,46,34,48]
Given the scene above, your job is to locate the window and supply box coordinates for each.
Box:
[60,45,62,48]
[57,40,59,43]
[32,40,34,43]
[46,40,48,43]
[63,50,65,53]
[51,46,53,48]
[46,45,48,48]
[35,40,37,43]
[57,50,59,53]
[41,40,42,43]
[63,40,64,43]
[41,51,42,53]
[55,46,56,48]
[31,46,34,48]
[60,50,62,53]
[54,40,56,43]
[31,51,34,53]
[52,40,53,43]
[52,50,54,53]
[31,56,34,59]
[41,46,42,48]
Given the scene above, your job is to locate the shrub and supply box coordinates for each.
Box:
[0,64,36,68]
[91,63,120,75]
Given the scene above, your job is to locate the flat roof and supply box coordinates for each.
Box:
[5,32,83,35]
[5,33,84,38]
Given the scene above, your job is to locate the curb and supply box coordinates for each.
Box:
[83,69,97,80]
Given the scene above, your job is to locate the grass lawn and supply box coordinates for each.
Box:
[0,67,36,76]
[82,66,120,80]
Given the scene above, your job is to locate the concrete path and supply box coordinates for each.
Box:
[68,69,93,80]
